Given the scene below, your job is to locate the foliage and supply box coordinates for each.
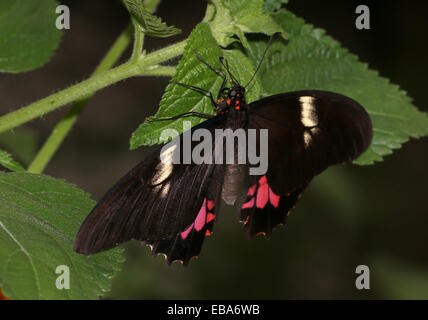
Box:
[0,0,427,299]
[0,173,123,299]
[0,0,62,73]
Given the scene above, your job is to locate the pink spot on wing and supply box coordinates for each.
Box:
[269,188,280,208]
[180,224,193,240]
[242,198,255,209]
[207,200,214,211]
[256,176,269,208]
[247,184,257,196]
[206,212,215,223]
[194,199,207,231]
[259,175,268,185]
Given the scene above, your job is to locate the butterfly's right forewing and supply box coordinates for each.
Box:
[246,90,372,195]
[238,90,372,238]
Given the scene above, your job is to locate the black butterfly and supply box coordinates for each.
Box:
[74,43,373,265]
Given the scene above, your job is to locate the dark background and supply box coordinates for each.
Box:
[0,0,427,299]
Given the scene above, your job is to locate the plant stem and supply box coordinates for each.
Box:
[0,39,187,136]
[138,65,176,76]
[131,20,145,63]
[137,40,186,66]
[0,63,136,134]
[26,0,180,174]
[27,26,133,174]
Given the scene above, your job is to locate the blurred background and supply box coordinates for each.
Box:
[0,0,427,299]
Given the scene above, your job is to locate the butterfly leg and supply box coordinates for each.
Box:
[195,50,226,79]
[169,81,218,109]
[217,74,228,100]
[194,51,230,100]
[146,111,214,122]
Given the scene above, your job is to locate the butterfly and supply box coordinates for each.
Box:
[74,41,373,265]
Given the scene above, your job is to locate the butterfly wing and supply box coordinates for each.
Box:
[74,116,226,265]
[239,176,308,238]
[247,90,372,194]
[239,90,372,237]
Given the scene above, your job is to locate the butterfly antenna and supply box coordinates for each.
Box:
[195,50,226,79]
[244,32,279,88]
[219,57,240,86]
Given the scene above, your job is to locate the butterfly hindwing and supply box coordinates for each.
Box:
[144,167,224,264]
[236,90,372,238]
[239,175,308,238]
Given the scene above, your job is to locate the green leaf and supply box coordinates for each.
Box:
[122,0,181,38]
[203,0,287,47]
[0,0,62,73]
[244,10,428,165]
[265,0,289,12]
[130,23,262,148]
[0,128,38,166]
[130,23,222,148]
[0,173,124,299]
[0,150,25,172]
[143,0,161,13]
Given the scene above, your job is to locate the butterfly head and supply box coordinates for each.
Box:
[218,85,247,112]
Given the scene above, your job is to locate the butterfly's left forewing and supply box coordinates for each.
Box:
[74,115,227,265]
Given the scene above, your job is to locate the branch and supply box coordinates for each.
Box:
[0,40,187,136]
[27,26,133,173]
